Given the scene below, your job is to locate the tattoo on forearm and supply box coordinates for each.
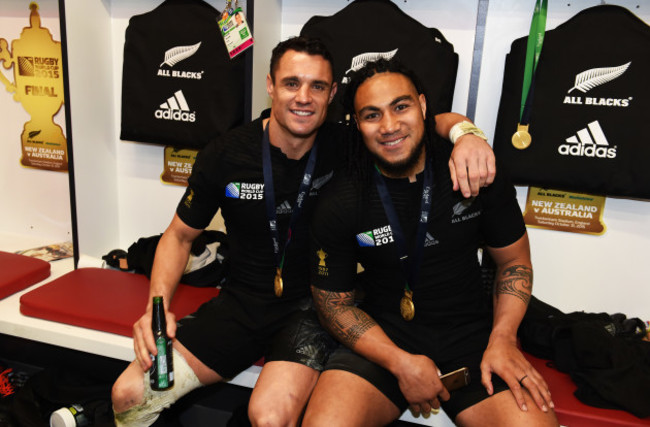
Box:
[312,287,377,347]
[495,265,532,305]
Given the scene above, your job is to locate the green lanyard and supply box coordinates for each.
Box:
[513,0,547,150]
[520,0,547,122]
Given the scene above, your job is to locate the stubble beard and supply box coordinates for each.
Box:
[371,137,425,178]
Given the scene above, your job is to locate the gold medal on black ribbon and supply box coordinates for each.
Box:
[400,289,415,321]
[274,267,283,297]
[512,123,532,150]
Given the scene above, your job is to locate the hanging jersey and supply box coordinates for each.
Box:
[300,0,458,122]
[120,0,246,149]
[493,5,650,199]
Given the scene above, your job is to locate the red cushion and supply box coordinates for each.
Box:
[0,251,51,300]
[20,267,220,337]
[525,352,650,426]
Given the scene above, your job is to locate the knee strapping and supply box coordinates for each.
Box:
[114,349,202,427]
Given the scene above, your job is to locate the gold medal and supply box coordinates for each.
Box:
[274,268,283,297]
[400,290,415,321]
[512,123,532,150]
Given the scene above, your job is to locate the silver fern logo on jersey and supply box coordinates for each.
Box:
[157,42,205,80]
[563,62,632,107]
[341,49,398,84]
[310,170,334,195]
[451,198,480,224]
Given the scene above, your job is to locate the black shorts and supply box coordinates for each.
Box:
[324,312,508,420]
[176,288,337,379]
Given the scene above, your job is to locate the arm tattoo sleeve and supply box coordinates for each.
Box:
[311,287,377,348]
[495,264,532,305]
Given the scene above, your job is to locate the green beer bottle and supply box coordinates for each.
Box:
[149,296,174,390]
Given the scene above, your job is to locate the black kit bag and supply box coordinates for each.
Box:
[493,5,650,199]
[102,230,229,287]
[518,297,650,418]
[120,0,246,149]
[126,230,229,287]
[300,0,458,123]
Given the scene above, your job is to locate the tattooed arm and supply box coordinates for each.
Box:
[481,232,554,413]
[311,286,450,414]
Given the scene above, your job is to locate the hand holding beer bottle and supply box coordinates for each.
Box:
[149,296,174,390]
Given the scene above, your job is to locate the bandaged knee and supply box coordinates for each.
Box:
[114,349,202,427]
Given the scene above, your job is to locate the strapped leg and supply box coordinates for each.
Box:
[114,349,202,427]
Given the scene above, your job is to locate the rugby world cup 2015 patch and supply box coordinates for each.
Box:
[356,225,394,247]
[225,182,264,200]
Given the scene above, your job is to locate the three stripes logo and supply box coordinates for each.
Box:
[276,200,292,215]
[558,120,617,159]
[154,90,196,123]
[424,232,439,247]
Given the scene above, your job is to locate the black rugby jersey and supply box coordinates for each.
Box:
[120,0,246,149]
[177,113,343,301]
[310,140,525,325]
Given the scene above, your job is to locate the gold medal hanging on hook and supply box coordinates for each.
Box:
[400,289,415,321]
[274,267,283,297]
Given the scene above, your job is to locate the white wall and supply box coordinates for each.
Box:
[0,0,72,251]
[7,0,649,319]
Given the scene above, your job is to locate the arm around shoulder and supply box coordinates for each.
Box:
[434,112,496,198]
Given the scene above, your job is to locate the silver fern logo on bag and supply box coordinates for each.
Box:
[563,62,631,107]
[157,42,204,80]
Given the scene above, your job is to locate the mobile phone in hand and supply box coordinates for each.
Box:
[440,367,470,391]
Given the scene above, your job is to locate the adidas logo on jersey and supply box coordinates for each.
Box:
[155,90,196,122]
[276,200,292,215]
[563,62,632,108]
[558,120,617,159]
[424,232,439,247]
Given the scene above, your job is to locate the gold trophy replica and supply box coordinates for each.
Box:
[1,2,67,172]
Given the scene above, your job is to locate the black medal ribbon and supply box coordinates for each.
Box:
[262,124,319,285]
[373,159,434,298]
